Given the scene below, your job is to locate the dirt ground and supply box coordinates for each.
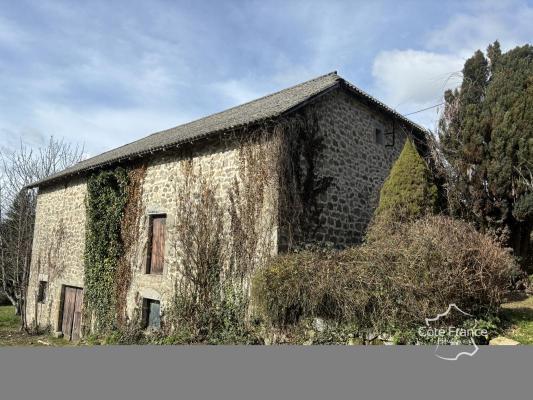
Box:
[0,306,71,347]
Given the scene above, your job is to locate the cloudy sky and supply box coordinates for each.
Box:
[0,0,532,157]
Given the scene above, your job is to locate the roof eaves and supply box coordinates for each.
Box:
[27,75,342,189]
[339,79,429,134]
[26,72,429,189]
[26,112,290,189]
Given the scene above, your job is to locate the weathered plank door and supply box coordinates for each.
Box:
[61,286,84,341]
[148,215,166,274]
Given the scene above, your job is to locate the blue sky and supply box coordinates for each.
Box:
[0,0,532,157]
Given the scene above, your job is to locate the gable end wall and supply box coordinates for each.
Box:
[305,87,408,247]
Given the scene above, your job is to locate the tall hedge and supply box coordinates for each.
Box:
[375,139,437,220]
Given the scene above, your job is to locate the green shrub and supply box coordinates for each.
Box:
[252,216,518,335]
[167,281,260,344]
[252,251,316,326]
[375,139,437,221]
[102,325,146,345]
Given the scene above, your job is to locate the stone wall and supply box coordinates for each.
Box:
[123,135,279,323]
[26,134,279,332]
[301,87,407,247]
[26,178,87,331]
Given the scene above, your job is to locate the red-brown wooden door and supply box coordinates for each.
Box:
[61,286,84,341]
[148,215,166,274]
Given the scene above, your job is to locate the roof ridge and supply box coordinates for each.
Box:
[338,78,428,133]
[147,70,339,136]
[28,70,428,188]
[73,71,340,166]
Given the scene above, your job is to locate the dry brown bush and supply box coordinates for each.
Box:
[252,216,519,333]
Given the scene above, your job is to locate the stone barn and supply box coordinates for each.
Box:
[25,72,428,339]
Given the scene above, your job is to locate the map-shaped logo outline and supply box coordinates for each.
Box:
[425,303,479,361]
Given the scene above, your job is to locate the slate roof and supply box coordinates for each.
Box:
[29,71,427,188]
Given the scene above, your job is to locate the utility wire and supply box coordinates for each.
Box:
[403,102,445,116]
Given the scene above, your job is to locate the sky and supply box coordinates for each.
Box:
[0,0,532,157]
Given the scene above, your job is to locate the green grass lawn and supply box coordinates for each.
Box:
[0,305,19,330]
[0,306,70,347]
[500,295,533,344]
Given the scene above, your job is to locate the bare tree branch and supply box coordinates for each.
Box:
[0,136,84,329]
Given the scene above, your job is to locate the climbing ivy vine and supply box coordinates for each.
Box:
[278,109,334,249]
[84,167,129,333]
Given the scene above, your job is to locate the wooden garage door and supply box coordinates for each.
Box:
[61,286,84,341]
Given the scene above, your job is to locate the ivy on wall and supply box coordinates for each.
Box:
[116,165,146,328]
[84,167,129,333]
[79,109,332,340]
[278,109,334,249]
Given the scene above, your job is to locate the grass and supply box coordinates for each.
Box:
[2,296,533,346]
[0,306,70,347]
[500,295,533,345]
[0,305,19,330]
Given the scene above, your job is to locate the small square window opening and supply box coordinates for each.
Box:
[142,298,161,329]
[37,281,48,303]
[375,128,384,145]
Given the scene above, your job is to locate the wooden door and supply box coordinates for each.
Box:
[149,215,166,274]
[71,288,84,341]
[61,286,84,341]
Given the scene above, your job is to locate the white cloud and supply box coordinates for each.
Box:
[2,0,531,150]
[300,1,386,71]
[427,0,533,55]
[26,102,194,157]
[372,49,463,108]
[370,0,533,131]
[0,126,49,154]
[0,15,29,47]
[212,79,263,106]
[372,50,463,130]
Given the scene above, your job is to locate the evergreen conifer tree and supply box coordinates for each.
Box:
[375,139,437,220]
[439,41,532,268]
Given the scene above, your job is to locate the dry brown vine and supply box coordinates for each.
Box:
[115,164,147,328]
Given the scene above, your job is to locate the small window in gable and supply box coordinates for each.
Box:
[37,281,48,303]
[146,214,166,274]
[375,128,384,145]
[142,298,161,330]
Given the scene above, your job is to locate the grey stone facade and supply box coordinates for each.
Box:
[25,85,415,334]
[26,178,87,332]
[312,88,406,247]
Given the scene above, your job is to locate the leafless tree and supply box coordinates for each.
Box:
[0,136,84,329]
